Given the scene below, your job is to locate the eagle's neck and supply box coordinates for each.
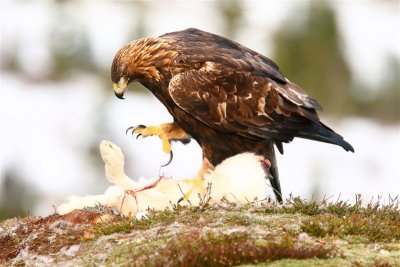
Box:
[126,37,180,83]
[140,79,176,113]
[139,77,168,94]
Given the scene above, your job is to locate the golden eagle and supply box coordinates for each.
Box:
[111,28,354,202]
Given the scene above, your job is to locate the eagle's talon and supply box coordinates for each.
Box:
[161,151,173,167]
[126,124,173,157]
[124,123,189,166]
[132,125,149,136]
[135,124,146,130]
[126,125,147,136]
[126,126,134,135]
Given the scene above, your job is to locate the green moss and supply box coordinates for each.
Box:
[342,235,369,244]
[255,195,399,219]
[241,243,400,266]
[382,243,400,252]
[102,230,331,266]
[301,212,400,242]
[4,196,399,266]
[94,218,134,236]
[222,212,253,226]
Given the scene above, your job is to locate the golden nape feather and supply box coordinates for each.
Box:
[111,28,354,203]
[111,37,179,82]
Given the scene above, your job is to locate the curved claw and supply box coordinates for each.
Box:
[125,125,146,135]
[126,126,134,135]
[136,133,142,139]
[161,151,173,167]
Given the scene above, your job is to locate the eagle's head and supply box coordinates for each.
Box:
[111,37,178,99]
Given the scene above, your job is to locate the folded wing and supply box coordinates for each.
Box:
[168,68,354,153]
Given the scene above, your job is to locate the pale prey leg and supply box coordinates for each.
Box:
[99,140,138,189]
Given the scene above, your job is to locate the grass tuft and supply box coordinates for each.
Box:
[301,212,400,242]
[296,195,400,242]
[131,231,332,266]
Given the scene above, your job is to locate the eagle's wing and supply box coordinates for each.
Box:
[168,68,354,152]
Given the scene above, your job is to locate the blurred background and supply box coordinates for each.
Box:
[0,0,399,219]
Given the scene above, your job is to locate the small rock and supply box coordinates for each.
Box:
[367,244,380,250]
[96,253,107,262]
[60,244,81,257]
[379,249,389,255]
[297,232,310,243]
[197,216,206,224]
[83,230,95,239]
[332,239,348,247]
[94,213,116,224]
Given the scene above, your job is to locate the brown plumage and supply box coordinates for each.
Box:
[111,28,354,202]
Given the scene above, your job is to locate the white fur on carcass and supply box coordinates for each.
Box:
[57,140,269,217]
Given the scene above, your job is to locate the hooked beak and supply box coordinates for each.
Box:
[113,77,128,99]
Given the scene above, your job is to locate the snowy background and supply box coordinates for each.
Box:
[0,0,399,217]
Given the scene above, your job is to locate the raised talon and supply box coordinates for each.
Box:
[125,126,133,135]
[126,125,146,136]
[125,124,173,165]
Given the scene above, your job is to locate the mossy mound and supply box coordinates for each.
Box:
[1,196,399,266]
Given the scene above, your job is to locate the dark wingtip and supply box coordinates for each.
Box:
[328,135,354,153]
[302,122,355,153]
[343,142,355,153]
[336,134,354,153]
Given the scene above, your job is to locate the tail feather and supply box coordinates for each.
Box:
[298,122,354,152]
